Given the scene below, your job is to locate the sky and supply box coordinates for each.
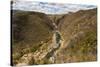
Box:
[12,0,97,14]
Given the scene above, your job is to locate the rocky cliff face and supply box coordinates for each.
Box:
[12,8,97,66]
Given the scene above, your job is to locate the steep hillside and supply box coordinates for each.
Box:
[55,8,97,63]
[12,10,53,65]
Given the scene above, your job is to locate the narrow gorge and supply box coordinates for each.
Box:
[12,8,97,66]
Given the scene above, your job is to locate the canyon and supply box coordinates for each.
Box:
[11,8,97,66]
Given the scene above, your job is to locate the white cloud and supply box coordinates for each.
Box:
[12,1,97,14]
